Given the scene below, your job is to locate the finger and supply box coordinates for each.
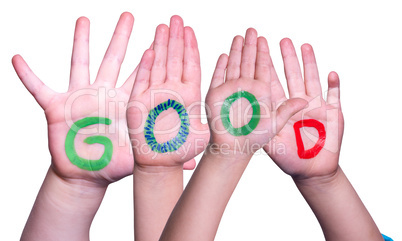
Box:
[265,44,287,105]
[210,54,228,89]
[226,35,244,81]
[270,66,287,107]
[326,71,341,106]
[120,64,139,94]
[275,98,308,133]
[255,36,270,82]
[121,42,154,93]
[130,49,155,97]
[12,55,56,109]
[183,158,196,170]
[95,12,134,87]
[280,38,305,97]
[240,28,258,79]
[166,15,184,83]
[182,26,201,85]
[150,24,169,85]
[69,17,90,91]
[301,44,322,97]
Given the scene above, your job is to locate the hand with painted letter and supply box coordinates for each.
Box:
[127,15,209,168]
[263,39,384,241]
[263,38,344,180]
[205,30,307,158]
[13,13,138,241]
[127,16,209,241]
[13,13,137,185]
[159,29,307,241]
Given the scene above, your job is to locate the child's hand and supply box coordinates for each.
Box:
[13,13,137,186]
[127,16,209,168]
[159,29,306,241]
[262,39,385,241]
[263,38,344,180]
[205,29,307,157]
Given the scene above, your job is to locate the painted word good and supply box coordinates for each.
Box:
[144,99,189,153]
[65,117,113,171]
[293,119,326,159]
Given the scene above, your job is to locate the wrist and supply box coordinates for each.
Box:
[133,162,184,190]
[293,165,343,193]
[45,167,107,213]
[133,162,184,240]
[193,144,252,177]
[293,166,383,240]
[133,162,184,181]
[204,143,253,163]
[21,167,107,241]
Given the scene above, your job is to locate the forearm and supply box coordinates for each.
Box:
[133,163,183,241]
[160,148,251,241]
[21,167,107,241]
[294,167,383,241]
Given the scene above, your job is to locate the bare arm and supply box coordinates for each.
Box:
[21,168,106,241]
[127,15,209,241]
[133,165,183,240]
[160,29,306,241]
[14,13,137,241]
[264,39,383,240]
[295,167,383,241]
[160,149,250,241]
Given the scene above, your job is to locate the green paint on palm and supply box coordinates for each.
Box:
[221,91,260,136]
[65,117,113,171]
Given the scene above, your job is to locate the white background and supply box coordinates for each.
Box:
[0,0,401,240]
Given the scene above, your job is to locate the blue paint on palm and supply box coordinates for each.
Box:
[144,99,189,153]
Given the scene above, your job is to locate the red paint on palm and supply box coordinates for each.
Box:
[293,119,326,159]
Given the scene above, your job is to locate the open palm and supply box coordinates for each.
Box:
[264,38,344,179]
[206,29,307,156]
[12,13,137,185]
[127,16,209,168]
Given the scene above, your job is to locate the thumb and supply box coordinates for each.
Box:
[12,55,55,109]
[183,158,196,170]
[275,98,308,133]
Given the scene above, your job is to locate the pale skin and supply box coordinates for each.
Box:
[127,16,209,241]
[13,13,135,241]
[160,34,384,240]
[263,38,383,241]
[13,12,193,241]
[159,28,307,241]
[12,12,384,241]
